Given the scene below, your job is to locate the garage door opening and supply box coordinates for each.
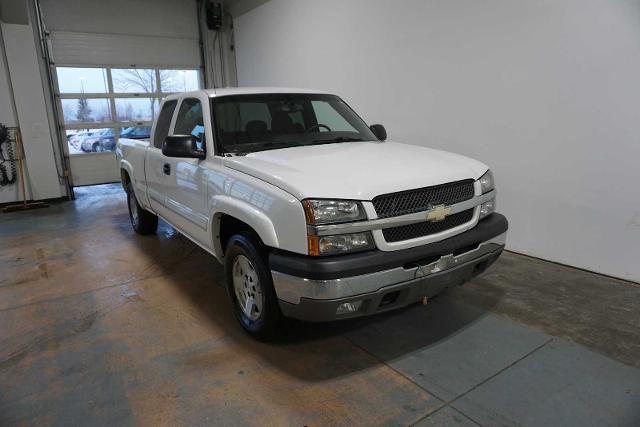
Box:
[54,66,201,186]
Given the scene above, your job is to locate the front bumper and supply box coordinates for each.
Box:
[270,213,508,322]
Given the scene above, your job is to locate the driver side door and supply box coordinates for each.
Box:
[161,97,210,246]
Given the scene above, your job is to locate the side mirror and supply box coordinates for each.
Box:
[369,124,387,141]
[162,135,204,159]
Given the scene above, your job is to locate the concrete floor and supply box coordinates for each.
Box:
[1,184,638,426]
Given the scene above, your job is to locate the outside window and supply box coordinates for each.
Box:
[66,128,114,154]
[112,68,157,93]
[160,70,200,92]
[56,67,108,93]
[55,66,201,155]
[61,98,112,123]
[115,98,159,122]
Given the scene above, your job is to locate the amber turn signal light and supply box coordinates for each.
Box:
[307,235,320,256]
[302,200,316,224]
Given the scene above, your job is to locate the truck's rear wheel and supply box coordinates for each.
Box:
[224,234,282,340]
[126,187,158,235]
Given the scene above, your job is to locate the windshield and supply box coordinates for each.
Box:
[211,93,377,154]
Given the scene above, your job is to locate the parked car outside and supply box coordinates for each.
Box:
[121,126,151,141]
[81,127,151,152]
[69,130,101,150]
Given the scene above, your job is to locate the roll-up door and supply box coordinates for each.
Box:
[39,0,203,186]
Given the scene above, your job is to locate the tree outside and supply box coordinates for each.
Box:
[113,69,181,118]
[76,97,92,122]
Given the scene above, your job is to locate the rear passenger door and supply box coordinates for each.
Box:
[161,97,210,245]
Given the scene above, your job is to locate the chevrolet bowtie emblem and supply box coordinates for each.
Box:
[426,204,451,222]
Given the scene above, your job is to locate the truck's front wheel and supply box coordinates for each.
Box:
[224,234,282,340]
[126,187,158,235]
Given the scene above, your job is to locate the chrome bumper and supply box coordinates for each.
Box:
[272,232,506,307]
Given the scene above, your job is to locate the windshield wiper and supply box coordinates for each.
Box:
[309,136,364,145]
[249,141,302,152]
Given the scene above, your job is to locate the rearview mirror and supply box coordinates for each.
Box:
[162,135,204,159]
[370,124,387,141]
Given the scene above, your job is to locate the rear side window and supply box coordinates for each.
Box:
[153,100,177,148]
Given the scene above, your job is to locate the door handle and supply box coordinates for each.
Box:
[163,163,171,175]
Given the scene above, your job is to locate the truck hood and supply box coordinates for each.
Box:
[223,141,488,200]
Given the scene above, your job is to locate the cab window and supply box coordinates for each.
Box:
[153,100,177,148]
[174,98,205,149]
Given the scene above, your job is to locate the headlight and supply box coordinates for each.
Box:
[479,170,494,194]
[302,199,366,225]
[308,232,375,256]
[479,198,496,219]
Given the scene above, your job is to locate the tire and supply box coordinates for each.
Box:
[126,186,158,235]
[224,234,282,340]
[93,142,101,152]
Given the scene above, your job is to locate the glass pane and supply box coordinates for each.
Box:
[160,69,200,92]
[311,100,357,132]
[119,125,152,141]
[61,98,111,124]
[212,94,376,153]
[115,98,159,122]
[154,100,178,148]
[112,68,157,93]
[66,128,115,154]
[174,98,205,149]
[174,99,203,136]
[56,67,108,93]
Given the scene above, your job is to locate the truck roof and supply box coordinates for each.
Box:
[164,87,332,100]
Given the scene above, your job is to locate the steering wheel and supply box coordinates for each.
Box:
[305,123,332,132]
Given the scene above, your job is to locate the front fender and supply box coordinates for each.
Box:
[210,195,280,256]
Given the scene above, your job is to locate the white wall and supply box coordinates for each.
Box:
[234,0,640,282]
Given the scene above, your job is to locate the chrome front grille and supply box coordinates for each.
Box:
[372,179,475,219]
[382,209,475,243]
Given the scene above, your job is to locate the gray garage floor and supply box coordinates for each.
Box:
[0,184,638,426]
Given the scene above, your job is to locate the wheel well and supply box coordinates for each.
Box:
[218,214,261,255]
[120,169,131,191]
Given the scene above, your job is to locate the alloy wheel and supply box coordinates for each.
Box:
[232,254,263,321]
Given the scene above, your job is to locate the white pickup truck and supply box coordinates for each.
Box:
[116,88,508,339]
